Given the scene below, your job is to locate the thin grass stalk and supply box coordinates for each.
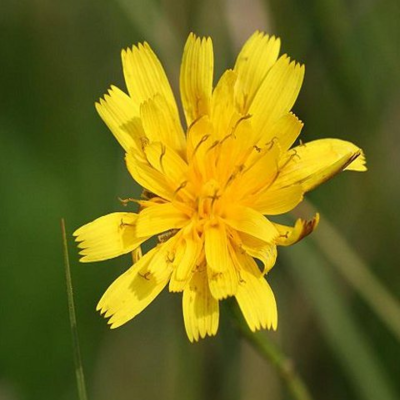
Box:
[61,218,88,400]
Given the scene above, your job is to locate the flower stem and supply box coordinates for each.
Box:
[228,302,313,400]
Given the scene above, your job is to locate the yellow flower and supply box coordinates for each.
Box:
[74,32,366,342]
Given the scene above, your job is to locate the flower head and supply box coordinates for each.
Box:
[74,32,366,341]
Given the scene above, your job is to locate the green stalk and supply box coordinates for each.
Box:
[228,302,313,400]
[61,218,88,400]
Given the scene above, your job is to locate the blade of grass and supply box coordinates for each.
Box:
[299,200,400,342]
[61,218,88,400]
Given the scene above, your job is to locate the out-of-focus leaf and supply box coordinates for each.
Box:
[283,240,398,400]
[300,201,400,343]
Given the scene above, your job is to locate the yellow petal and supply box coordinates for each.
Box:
[180,33,214,126]
[136,202,189,237]
[236,140,281,198]
[275,139,367,192]
[185,116,215,180]
[207,252,239,300]
[238,232,277,274]
[204,220,230,273]
[234,31,281,113]
[252,184,304,215]
[125,153,175,201]
[73,213,146,263]
[144,142,190,196]
[140,94,186,154]
[265,112,303,152]
[121,42,178,114]
[174,236,201,281]
[95,86,144,153]
[211,69,239,140]
[224,205,278,243]
[97,247,172,329]
[274,213,320,246]
[249,56,304,141]
[186,116,213,161]
[183,269,219,342]
[147,230,182,275]
[235,251,278,331]
[214,116,260,190]
[168,233,202,292]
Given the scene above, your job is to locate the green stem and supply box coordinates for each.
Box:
[61,218,89,400]
[228,302,313,400]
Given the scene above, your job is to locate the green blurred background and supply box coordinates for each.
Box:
[1,0,399,399]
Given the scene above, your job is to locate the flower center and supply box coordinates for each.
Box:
[196,179,223,220]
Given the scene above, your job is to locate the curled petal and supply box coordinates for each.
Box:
[274,214,320,246]
[275,139,367,192]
